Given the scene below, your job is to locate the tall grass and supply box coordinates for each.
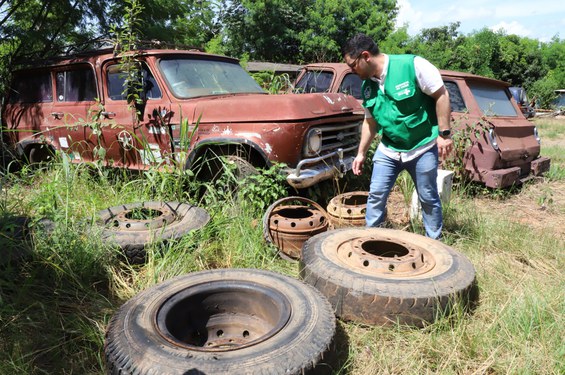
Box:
[0,119,563,374]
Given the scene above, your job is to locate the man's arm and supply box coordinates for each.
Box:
[430,86,454,160]
[352,116,377,175]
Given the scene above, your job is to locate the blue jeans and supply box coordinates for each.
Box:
[366,145,442,239]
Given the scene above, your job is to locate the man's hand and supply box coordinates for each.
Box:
[352,154,366,175]
[437,136,454,160]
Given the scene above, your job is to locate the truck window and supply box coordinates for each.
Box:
[444,81,467,113]
[338,73,362,99]
[468,82,518,117]
[8,71,52,103]
[56,66,97,102]
[160,58,264,98]
[294,71,333,94]
[107,64,162,101]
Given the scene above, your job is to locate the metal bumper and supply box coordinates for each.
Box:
[474,156,551,188]
[286,146,356,189]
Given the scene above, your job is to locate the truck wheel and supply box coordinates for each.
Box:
[300,228,478,326]
[97,201,209,264]
[225,155,258,179]
[104,269,336,375]
[27,144,54,164]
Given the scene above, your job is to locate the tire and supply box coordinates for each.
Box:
[97,201,209,264]
[104,268,336,375]
[225,155,258,179]
[27,144,54,164]
[300,228,478,327]
[195,150,258,183]
[0,215,32,267]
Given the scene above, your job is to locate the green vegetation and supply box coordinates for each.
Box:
[1,1,564,106]
[1,118,563,374]
[1,1,564,372]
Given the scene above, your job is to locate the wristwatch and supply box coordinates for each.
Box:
[439,129,451,137]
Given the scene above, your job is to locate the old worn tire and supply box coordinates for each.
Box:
[300,228,478,326]
[226,155,258,179]
[104,268,336,375]
[97,201,209,264]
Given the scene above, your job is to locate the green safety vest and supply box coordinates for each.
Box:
[362,54,438,152]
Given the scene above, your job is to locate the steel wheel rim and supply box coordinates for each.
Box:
[104,205,177,231]
[320,230,440,279]
[155,281,292,352]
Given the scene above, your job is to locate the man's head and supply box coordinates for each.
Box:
[342,33,380,79]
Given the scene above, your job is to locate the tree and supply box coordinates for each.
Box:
[402,22,466,70]
[493,34,545,88]
[211,0,309,62]
[298,0,398,63]
[531,36,565,107]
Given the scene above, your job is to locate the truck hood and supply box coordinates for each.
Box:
[189,93,362,123]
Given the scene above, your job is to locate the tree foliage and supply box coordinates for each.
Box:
[0,0,564,107]
[298,0,398,63]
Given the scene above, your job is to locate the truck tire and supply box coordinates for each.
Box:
[104,269,336,375]
[300,228,478,327]
[97,201,209,264]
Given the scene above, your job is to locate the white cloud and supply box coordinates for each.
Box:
[395,0,424,33]
[394,0,564,41]
[489,21,532,37]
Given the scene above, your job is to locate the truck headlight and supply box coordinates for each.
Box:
[533,126,541,144]
[305,128,322,156]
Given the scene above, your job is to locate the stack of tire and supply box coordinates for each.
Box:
[103,201,478,374]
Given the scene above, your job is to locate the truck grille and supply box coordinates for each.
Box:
[318,121,361,153]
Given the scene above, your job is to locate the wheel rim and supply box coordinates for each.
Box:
[155,281,292,352]
[327,191,367,219]
[325,231,438,278]
[104,205,177,231]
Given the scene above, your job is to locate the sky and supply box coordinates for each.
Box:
[395,0,565,42]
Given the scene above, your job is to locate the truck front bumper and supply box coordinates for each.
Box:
[286,146,356,189]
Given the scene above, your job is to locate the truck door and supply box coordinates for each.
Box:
[99,61,173,169]
[49,64,100,162]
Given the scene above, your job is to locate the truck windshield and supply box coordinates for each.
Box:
[469,82,518,117]
[294,71,333,94]
[160,58,265,98]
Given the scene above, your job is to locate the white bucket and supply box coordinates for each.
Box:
[410,169,454,220]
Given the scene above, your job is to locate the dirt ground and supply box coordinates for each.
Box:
[386,180,564,239]
[472,180,565,239]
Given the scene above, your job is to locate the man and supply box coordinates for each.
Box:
[342,33,453,239]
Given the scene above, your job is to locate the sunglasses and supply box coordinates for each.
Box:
[346,52,364,69]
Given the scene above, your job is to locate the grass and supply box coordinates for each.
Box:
[1,118,564,374]
[534,117,565,141]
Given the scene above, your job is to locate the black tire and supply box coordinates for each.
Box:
[104,268,336,375]
[300,228,478,326]
[97,201,209,264]
[0,215,32,267]
[195,150,258,183]
[27,144,54,164]
[225,155,258,179]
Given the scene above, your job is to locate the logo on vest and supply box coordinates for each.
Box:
[397,88,411,97]
[364,86,372,99]
[395,81,409,90]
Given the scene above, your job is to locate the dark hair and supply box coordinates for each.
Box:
[341,33,380,58]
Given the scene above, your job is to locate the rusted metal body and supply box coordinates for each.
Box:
[2,50,363,189]
[263,197,329,259]
[294,64,551,188]
[327,191,368,228]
